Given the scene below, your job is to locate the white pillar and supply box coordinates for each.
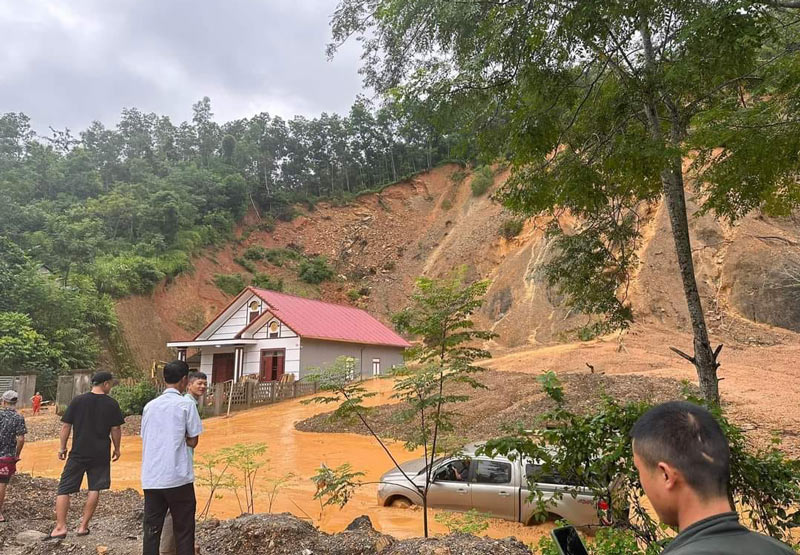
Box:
[234,346,244,382]
[177,348,187,362]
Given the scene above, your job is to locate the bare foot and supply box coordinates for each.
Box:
[48,526,68,538]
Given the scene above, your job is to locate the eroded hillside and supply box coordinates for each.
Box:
[116,163,800,371]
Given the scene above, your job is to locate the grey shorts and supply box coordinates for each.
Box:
[57,456,111,495]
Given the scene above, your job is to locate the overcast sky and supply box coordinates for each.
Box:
[0,0,366,134]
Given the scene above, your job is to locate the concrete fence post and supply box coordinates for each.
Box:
[245,380,254,407]
[213,383,225,416]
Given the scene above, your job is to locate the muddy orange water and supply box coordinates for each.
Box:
[20,379,550,544]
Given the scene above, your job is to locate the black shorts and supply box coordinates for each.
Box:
[57,456,111,495]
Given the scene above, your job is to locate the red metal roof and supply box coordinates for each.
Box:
[248,287,411,348]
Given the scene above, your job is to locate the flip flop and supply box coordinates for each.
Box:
[76,529,90,537]
[0,517,7,523]
[42,533,67,541]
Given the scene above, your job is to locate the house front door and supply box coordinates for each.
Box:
[212,353,235,384]
[260,349,285,382]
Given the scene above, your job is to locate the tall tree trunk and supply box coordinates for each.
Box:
[661,164,720,404]
[639,14,720,404]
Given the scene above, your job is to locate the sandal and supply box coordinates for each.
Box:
[76,529,90,537]
[42,533,67,541]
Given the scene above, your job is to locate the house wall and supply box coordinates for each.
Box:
[298,338,406,379]
[206,293,264,340]
[198,338,301,383]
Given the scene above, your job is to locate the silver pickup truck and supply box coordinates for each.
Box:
[377,444,612,527]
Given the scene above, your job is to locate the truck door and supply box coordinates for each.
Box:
[469,458,516,521]
[426,458,472,512]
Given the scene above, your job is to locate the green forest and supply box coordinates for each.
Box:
[0,97,458,393]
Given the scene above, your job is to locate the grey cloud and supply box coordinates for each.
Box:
[0,0,366,133]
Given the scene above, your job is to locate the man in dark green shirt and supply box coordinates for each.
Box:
[631,401,794,554]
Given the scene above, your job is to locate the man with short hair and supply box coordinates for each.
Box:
[631,401,793,554]
[47,371,124,540]
[141,360,202,555]
[0,390,26,523]
[159,370,207,554]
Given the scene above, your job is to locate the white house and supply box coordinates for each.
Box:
[167,287,410,384]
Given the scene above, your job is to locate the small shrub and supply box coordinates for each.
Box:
[214,273,246,296]
[243,246,268,261]
[273,204,297,222]
[441,199,453,210]
[234,257,257,273]
[258,216,276,232]
[264,248,302,267]
[450,168,468,185]
[112,381,159,416]
[470,165,494,197]
[500,218,524,239]
[434,509,491,535]
[298,256,334,284]
[252,273,284,291]
[346,289,361,301]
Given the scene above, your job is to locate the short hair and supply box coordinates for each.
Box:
[163,360,190,385]
[188,371,208,382]
[631,401,730,499]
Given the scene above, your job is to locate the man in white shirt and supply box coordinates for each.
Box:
[141,360,202,555]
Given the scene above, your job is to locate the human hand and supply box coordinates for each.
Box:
[112,450,121,462]
[58,449,67,460]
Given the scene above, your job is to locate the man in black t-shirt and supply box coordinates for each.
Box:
[45,371,125,541]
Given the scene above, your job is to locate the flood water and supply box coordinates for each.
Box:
[19,379,550,544]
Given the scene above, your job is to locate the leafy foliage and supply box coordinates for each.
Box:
[499,218,524,239]
[469,165,493,197]
[298,256,334,284]
[0,239,116,396]
[482,372,800,549]
[434,509,491,535]
[251,273,283,292]
[311,463,365,519]
[213,273,246,296]
[111,381,159,416]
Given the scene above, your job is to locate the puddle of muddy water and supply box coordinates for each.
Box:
[19,378,550,545]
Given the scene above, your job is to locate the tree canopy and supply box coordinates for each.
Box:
[329,0,800,403]
[0,96,461,388]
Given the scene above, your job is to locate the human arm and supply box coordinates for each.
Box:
[58,423,72,460]
[110,425,121,461]
[184,399,203,449]
[16,435,24,458]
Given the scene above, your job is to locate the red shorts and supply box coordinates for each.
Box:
[0,457,17,483]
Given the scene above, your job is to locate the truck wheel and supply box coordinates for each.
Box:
[390,497,412,508]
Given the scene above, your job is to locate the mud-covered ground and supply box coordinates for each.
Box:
[296,370,697,444]
[0,474,535,554]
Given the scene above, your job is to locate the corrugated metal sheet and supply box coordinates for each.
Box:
[249,288,411,348]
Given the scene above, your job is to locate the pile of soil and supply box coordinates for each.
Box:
[22,411,141,443]
[197,513,533,555]
[0,475,534,554]
[296,370,695,443]
[0,474,142,554]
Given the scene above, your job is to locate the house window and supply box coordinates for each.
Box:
[372,358,381,377]
[248,301,260,324]
[268,320,280,338]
